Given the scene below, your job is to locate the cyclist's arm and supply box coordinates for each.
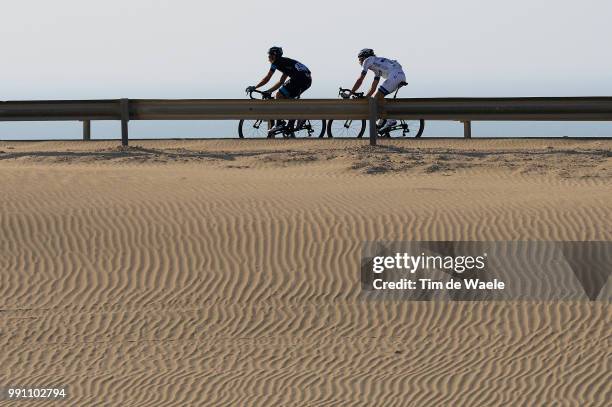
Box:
[267,73,288,93]
[254,70,274,88]
[366,77,380,98]
[351,72,366,93]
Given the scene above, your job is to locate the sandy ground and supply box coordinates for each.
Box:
[0,139,610,406]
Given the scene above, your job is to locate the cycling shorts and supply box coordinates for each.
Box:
[379,71,406,96]
[279,73,312,99]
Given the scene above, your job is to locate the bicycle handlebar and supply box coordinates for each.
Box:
[247,89,273,100]
[338,87,365,99]
[246,87,364,100]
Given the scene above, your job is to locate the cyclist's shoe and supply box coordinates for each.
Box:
[379,120,397,133]
[268,120,286,136]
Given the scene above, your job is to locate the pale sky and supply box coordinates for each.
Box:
[1,0,611,137]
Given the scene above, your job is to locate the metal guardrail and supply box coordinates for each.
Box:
[1,97,611,146]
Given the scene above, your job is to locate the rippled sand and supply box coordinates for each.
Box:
[1,139,610,405]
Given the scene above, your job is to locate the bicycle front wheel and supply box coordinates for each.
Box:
[326,119,366,138]
[238,119,273,138]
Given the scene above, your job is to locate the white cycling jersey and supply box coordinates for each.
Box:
[361,56,403,79]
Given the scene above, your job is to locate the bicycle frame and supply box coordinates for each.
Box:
[244,90,316,137]
[378,83,412,136]
[336,85,420,137]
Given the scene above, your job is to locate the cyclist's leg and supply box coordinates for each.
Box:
[376,71,405,128]
[280,76,311,129]
[276,77,298,100]
[278,81,297,129]
[374,90,387,127]
[268,84,291,136]
[294,76,312,128]
[275,89,289,99]
[266,92,286,137]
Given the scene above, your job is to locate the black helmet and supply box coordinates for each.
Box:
[358,48,375,59]
[268,46,283,58]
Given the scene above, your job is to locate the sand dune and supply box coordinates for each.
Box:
[0,139,610,405]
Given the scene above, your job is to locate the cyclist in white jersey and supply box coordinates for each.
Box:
[351,48,406,130]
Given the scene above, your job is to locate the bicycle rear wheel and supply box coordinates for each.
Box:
[291,120,326,138]
[327,119,366,138]
[404,119,425,138]
[378,119,425,138]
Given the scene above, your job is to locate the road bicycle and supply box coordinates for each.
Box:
[238,89,326,138]
[327,83,425,138]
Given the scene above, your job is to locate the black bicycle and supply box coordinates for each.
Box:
[327,84,425,138]
[238,89,326,138]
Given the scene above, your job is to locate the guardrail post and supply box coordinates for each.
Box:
[463,120,472,139]
[82,120,91,141]
[120,98,129,146]
[369,97,378,146]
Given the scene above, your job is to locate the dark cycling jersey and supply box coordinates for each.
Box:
[270,57,311,78]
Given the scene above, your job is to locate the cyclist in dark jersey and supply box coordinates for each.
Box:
[246,47,312,135]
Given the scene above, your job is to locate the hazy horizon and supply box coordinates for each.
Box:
[1,0,611,139]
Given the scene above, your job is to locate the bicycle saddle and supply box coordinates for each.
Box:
[398,81,408,88]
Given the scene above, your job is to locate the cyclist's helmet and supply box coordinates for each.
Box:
[268,46,283,58]
[358,48,375,61]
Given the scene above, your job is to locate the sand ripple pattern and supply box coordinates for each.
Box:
[0,140,610,406]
